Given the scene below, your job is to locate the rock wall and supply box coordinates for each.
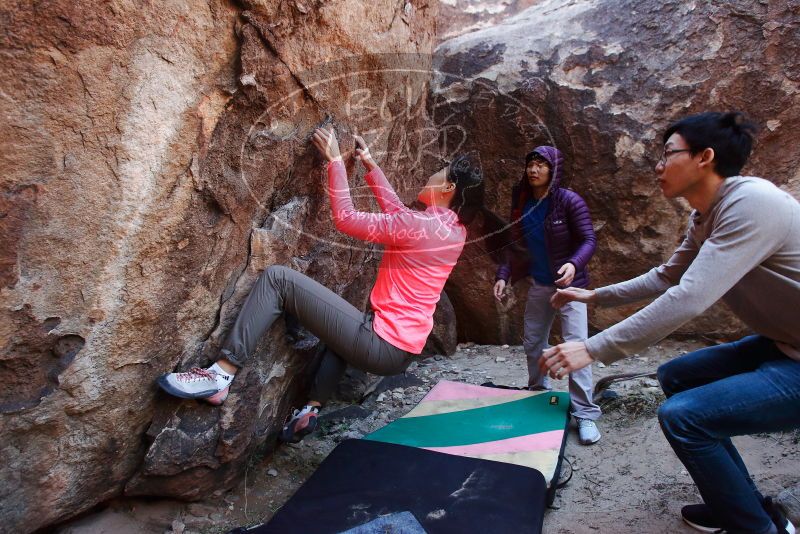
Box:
[0,0,437,530]
[436,0,542,41]
[434,0,800,344]
[3,0,798,529]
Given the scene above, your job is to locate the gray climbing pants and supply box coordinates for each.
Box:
[523,283,602,420]
[221,265,411,403]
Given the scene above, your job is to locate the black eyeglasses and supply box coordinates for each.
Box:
[658,148,692,165]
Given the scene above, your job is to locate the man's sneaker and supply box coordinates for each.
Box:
[765,497,797,534]
[577,418,601,445]
[280,405,319,443]
[682,504,720,532]
[682,500,796,534]
[157,366,232,405]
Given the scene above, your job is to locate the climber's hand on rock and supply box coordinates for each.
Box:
[353,135,377,171]
[312,127,341,162]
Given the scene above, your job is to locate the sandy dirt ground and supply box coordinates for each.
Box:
[59,339,800,534]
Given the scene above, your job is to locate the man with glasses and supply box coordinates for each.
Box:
[540,112,799,534]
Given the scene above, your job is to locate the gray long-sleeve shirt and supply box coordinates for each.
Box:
[585,176,800,364]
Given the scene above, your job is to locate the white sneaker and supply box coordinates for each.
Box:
[577,418,601,445]
[157,365,232,405]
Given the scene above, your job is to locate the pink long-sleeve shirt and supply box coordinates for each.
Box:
[327,159,466,354]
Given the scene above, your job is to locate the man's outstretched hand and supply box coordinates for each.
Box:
[550,287,596,309]
[312,127,341,162]
[539,341,594,379]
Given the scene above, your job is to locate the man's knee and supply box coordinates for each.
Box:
[657,360,679,397]
[657,398,679,432]
[657,396,693,439]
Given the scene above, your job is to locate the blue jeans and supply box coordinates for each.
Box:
[657,335,800,534]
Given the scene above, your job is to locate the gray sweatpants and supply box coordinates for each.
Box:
[221,265,411,404]
[523,283,601,420]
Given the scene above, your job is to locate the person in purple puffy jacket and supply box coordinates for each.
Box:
[493,146,602,445]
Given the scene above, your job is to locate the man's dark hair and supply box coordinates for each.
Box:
[525,151,551,170]
[663,112,758,177]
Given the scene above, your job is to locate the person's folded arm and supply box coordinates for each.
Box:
[585,192,792,363]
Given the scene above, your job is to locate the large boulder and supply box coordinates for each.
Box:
[0,0,437,530]
[436,0,542,42]
[423,291,459,356]
[433,0,800,344]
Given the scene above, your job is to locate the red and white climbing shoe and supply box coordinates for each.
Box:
[280,405,320,443]
[157,364,233,405]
